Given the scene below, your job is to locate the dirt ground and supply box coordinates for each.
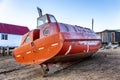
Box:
[0,47,120,80]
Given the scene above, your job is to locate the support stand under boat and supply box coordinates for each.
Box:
[40,60,81,77]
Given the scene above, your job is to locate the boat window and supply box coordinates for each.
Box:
[24,36,30,43]
[37,15,48,28]
[43,28,50,36]
[49,15,57,23]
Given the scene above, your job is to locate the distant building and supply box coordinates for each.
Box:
[0,23,29,47]
[97,29,120,43]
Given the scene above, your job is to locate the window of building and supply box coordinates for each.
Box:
[1,34,8,40]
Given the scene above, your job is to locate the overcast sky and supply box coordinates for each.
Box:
[0,0,120,32]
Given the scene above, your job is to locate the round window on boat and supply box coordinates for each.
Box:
[43,28,50,36]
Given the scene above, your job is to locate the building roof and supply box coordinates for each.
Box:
[115,29,120,32]
[103,29,120,32]
[0,23,29,35]
[96,29,120,33]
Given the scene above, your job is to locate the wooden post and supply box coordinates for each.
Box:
[6,46,9,56]
[2,47,5,56]
[0,47,2,56]
[1,47,3,56]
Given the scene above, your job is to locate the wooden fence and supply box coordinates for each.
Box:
[0,46,16,56]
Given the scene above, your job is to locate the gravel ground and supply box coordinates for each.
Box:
[0,47,120,80]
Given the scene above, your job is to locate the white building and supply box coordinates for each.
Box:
[0,23,29,47]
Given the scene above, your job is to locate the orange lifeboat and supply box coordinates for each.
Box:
[13,8,101,75]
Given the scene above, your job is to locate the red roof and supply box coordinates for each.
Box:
[0,23,29,35]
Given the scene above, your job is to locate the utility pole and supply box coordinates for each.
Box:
[92,18,94,31]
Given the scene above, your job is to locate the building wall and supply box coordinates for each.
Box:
[102,31,114,43]
[97,30,120,43]
[102,32,108,42]
[108,32,111,42]
[0,33,22,47]
[115,32,120,42]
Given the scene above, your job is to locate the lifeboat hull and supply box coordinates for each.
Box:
[14,32,101,65]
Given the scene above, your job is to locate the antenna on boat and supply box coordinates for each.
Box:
[92,18,94,31]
